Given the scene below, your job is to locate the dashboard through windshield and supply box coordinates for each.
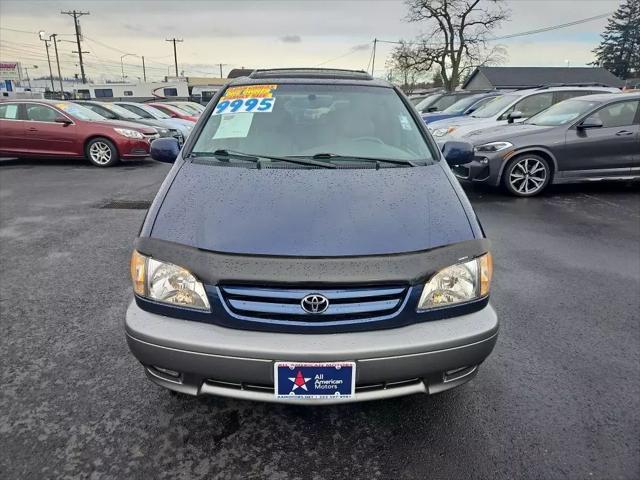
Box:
[190,83,434,167]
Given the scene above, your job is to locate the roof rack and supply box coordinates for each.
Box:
[527,82,614,90]
[249,68,373,80]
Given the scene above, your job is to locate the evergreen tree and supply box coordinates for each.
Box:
[593,0,640,79]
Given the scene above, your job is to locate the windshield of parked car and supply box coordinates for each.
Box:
[443,95,490,114]
[101,103,143,119]
[191,83,434,166]
[525,99,601,126]
[430,94,469,111]
[171,103,200,115]
[139,104,171,119]
[409,96,426,105]
[56,102,106,121]
[414,94,442,111]
[471,94,519,118]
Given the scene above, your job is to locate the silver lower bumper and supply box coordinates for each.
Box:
[125,300,499,404]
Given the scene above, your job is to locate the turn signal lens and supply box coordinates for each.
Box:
[130,250,146,295]
[480,252,493,297]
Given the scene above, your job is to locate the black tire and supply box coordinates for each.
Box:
[502,154,551,197]
[85,137,120,167]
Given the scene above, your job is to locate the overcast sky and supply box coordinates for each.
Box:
[0,0,622,82]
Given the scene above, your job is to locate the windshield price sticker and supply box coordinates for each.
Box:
[222,84,277,100]
[213,97,275,115]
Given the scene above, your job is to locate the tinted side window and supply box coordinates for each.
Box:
[95,89,114,98]
[164,88,178,97]
[0,103,20,119]
[554,90,595,103]
[589,101,639,128]
[513,93,554,118]
[25,104,59,122]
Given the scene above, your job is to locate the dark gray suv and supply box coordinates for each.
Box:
[455,93,640,196]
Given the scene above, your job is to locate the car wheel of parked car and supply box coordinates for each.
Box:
[85,138,119,167]
[503,154,551,197]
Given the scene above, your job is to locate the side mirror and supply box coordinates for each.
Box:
[150,137,180,163]
[442,141,474,166]
[55,116,72,125]
[578,116,603,129]
[507,111,523,124]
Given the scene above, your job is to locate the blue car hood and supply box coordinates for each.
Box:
[421,112,459,124]
[150,162,474,256]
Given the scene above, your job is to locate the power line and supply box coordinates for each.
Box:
[376,11,613,46]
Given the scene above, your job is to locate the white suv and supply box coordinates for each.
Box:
[429,86,620,142]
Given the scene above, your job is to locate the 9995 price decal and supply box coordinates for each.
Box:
[213,97,275,115]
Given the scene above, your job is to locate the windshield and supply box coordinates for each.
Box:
[101,103,142,119]
[414,94,442,111]
[443,95,488,114]
[191,83,433,166]
[526,99,600,126]
[409,96,426,105]
[141,104,171,119]
[56,102,105,121]
[471,94,519,118]
[431,94,468,111]
[172,103,201,115]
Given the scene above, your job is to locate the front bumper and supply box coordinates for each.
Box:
[125,300,499,404]
[452,155,503,186]
[119,137,153,158]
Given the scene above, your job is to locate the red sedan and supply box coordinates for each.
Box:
[0,100,158,167]
[147,102,199,122]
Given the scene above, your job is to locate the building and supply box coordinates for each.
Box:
[462,66,624,90]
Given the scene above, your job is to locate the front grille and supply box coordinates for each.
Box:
[218,285,408,324]
[204,377,421,394]
[144,133,160,140]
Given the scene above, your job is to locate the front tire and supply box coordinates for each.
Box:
[85,137,119,167]
[503,154,551,197]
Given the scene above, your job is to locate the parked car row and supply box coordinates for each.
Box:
[411,85,639,196]
[0,99,204,167]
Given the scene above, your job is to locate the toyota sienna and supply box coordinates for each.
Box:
[125,68,498,404]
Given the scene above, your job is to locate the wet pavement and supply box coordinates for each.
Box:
[1,158,638,479]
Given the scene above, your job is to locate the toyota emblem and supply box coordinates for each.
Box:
[301,294,330,314]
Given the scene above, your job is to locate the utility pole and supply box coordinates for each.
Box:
[141,56,146,82]
[120,53,135,82]
[371,38,377,77]
[50,34,64,98]
[38,32,56,94]
[24,65,36,88]
[166,38,183,77]
[61,10,90,84]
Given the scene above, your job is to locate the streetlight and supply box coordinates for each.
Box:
[120,54,135,83]
[24,65,37,89]
[38,31,56,94]
[47,34,65,98]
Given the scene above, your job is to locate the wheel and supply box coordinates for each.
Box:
[503,154,551,197]
[85,137,119,167]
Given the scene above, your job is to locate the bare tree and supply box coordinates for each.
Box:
[392,0,509,91]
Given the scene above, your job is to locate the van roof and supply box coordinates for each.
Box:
[229,68,392,88]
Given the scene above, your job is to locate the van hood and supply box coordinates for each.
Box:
[150,162,475,257]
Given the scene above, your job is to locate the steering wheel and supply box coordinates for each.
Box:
[352,136,385,145]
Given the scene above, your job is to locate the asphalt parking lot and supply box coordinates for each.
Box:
[1,157,638,480]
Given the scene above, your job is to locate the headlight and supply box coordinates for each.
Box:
[474,141,513,153]
[417,253,492,310]
[433,126,457,137]
[114,127,144,139]
[130,250,210,310]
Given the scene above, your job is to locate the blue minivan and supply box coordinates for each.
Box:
[126,69,498,404]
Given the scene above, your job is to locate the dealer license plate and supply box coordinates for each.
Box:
[274,362,356,399]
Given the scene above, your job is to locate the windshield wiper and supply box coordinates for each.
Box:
[297,153,418,168]
[189,149,336,169]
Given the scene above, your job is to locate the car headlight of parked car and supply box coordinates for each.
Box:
[417,253,492,310]
[433,126,457,137]
[114,127,144,139]
[474,141,513,153]
[130,250,210,310]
